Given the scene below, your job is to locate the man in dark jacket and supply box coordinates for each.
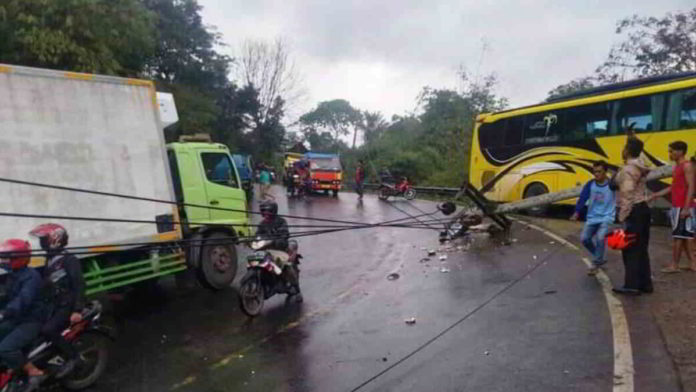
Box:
[25,224,85,379]
[0,239,44,381]
[256,201,301,301]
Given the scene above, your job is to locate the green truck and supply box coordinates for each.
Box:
[0,64,250,293]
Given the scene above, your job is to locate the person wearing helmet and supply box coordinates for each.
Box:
[256,201,301,301]
[25,224,85,379]
[0,239,44,382]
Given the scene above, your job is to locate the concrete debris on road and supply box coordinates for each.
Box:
[484,351,490,356]
[544,290,557,295]
[405,317,417,325]
[533,255,538,260]
[440,268,450,273]
[428,250,437,256]
[387,273,400,281]
[419,257,430,263]
[439,255,448,261]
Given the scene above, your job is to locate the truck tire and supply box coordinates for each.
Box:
[523,183,549,216]
[197,232,238,290]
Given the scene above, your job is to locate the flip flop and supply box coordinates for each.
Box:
[660,267,681,273]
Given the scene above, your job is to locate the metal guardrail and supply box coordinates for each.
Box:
[363,183,459,196]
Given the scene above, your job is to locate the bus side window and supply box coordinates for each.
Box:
[613,94,665,134]
[479,121,505,149]
[505,117,524,146]
[665,88,696,131]
[565,102,610,140]
[523,112,561,145]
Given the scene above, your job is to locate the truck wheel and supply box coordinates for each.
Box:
[332,190,338,197]
[197,232,238,290]
[523,183,549,216]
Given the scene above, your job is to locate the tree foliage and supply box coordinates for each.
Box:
[596,8,696,83]
[546,77,596,101]
[299,99,364,149]
[0,0,155,75]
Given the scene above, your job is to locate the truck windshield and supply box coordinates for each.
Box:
[310,157,341,171]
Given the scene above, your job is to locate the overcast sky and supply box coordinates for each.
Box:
[199,0,693,120]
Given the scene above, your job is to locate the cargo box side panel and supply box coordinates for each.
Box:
[0,68,176,249]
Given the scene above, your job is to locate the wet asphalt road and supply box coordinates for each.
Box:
[91,186,674,392]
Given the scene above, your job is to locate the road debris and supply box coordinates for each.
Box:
[544,290,557,295]
[382,357,388,362]
[387,273,400,281]
[439,255,448,261]
[533,255,538,260]
[419,258,430,263]
[428,250,437,256]
[440,267,450,273]
[484,351,490,356]
[405,317,417,325]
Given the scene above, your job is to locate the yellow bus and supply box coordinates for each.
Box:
[469,72,696,212]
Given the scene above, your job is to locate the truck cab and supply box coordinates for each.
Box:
[167,139,250,237]
[305,152,343,196]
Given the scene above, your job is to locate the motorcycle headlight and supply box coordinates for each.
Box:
[288,240,299,252]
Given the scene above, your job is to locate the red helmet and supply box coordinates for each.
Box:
[29,223,68,251]
[0,239,32,270]
[606,229,636,250]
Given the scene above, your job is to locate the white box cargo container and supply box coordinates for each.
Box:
[0,64,179,250]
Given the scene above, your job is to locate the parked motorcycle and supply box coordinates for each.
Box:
[378,180,416,201]
[0,301,111,392]
[238,238,302,317]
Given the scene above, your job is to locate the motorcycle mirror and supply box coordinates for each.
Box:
[439,202,456,216]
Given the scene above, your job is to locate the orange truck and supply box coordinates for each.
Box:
[305,152,343,196]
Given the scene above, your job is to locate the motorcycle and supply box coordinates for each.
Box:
[378,180,416,201]
[238,238,302,317]
[0,301,111,392]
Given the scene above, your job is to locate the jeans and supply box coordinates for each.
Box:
[0,320,42,370]
[581,221,610,266]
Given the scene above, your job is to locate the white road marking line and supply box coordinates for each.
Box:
[513,218,634,392]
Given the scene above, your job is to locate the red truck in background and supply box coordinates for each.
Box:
[306,152,342,196]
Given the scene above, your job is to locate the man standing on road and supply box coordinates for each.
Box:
[355,160,365,199]
[571,161,616,276]
[612,137,652,295]
[259,164,274,201]
[648,141,696,273]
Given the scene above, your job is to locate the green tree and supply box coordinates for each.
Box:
[0,0,155,75]
[361,111,388,144]
[299,99,364,149]
[546,76,596,101]
[596,7,696,83]
[142,0,230,89]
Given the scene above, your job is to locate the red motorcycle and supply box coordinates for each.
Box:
[378,178,416,201]
[0,301,111,392]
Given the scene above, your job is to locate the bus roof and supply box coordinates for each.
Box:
[305,152,338,159]
[485,71,696,120]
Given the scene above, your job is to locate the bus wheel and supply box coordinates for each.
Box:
[197,232,238,290]
[523,183,549,216]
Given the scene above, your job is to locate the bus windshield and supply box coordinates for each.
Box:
[310,157,342,171]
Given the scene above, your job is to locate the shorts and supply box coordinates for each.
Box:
[670,207,696,239]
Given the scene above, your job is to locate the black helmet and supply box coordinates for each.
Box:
[259,201,278,217]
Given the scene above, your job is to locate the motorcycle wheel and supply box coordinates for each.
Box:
[404,188,416,200]
[378,187,390,201]
[239,274,264,317]
[62,331,110,390]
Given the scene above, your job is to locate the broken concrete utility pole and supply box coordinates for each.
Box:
[494,164,674,214]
